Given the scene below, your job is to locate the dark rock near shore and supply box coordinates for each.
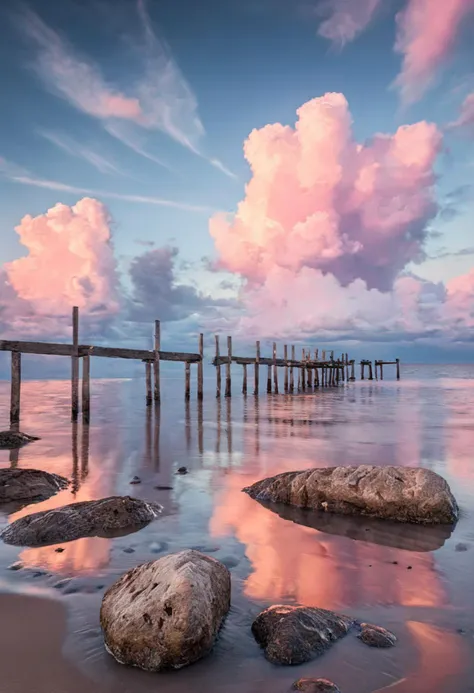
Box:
[101,549,231,671]
[0,431,40,450]
[357,623,397,648]
[292,678,341,693]
[0,469,68,505]
[0,496,161,547]
[243,465,458,525]
[252,605,353,665]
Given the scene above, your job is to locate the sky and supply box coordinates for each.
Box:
[1,0,474,368]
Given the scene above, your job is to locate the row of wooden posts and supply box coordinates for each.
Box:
[2,307,400,426]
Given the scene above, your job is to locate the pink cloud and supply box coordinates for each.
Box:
[395,0,474,103]
[4,198,120,321]
[318,0,381,45]
[210,92,442,292]
[449,92,474,132]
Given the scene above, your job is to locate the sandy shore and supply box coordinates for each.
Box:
[0,593,100,693]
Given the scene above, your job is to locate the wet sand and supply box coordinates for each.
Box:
[0,593,100,693]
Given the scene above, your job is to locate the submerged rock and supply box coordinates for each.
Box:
[292,678,341,693]
[357,623,397,648]
[0,431,40,450]
[100,549,231,671]
[251,605,353,665]
[0,496,161,547]
[243,466,458,525]
[0,469,68,504]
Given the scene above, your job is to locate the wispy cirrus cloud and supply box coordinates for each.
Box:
[317,0,381,46]
[0,156,213,213]
[448,92,474,132]
[38,130,126,176]
[15,2,235,178]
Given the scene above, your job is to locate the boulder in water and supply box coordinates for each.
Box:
[251,605,353,665]
[0,431,40,450]
[0,469,68,504]
[100,549,231,671]
[0,496,161,546]
[357,623,397,648]
[243,466,458,525]
[292,679,341,693]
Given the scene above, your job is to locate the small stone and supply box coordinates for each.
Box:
[358,623,397,648]
[392,561,398,565]
[455,543,469,552]
[8,562,23,571]
[53,578,71,589]
[292,678,341,693]
[155,485,173,490]
[130,476,141,485]
[220,555,240,569]
[407,565,413,570]
[32,571,45,578]
[150,541,168,554]
[123,547,135,554]
[55,547,65,553]
[176,467,188,475]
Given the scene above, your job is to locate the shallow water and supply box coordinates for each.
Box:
[0,365,473,693]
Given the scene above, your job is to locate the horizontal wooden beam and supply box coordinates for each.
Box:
[0,340,201,363]
[212,356,345,367]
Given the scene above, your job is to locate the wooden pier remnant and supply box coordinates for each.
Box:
[198,333,204,400]
[71,306,79,422]
[215,335,221,398]
[82,354,91,424]
[154,320,161,403]
[10,351,21,427]
[254,340,260,396]
[225,336,232,397]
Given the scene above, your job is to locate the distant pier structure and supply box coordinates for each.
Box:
[0,307,400,426]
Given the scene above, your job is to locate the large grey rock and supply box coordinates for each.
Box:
[0,431,39,449]
[251,605,353,665]
[0,496,161,546]
[100,549,231,671]
[243,466,458,525]
[0,469,68,504]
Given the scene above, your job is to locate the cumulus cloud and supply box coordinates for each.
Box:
[395,0,474,104]
[318,0,381,45]
[210,92,442,292]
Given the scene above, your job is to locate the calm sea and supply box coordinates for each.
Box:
[0,364,473,693]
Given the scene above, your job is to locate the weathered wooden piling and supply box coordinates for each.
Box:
[350,360,355,381]
[267,364,272,394]
[225,336,232,397]
[273,342,279,394]
[345,353,349,381]
[361,362,365,380]
[254,340,260,395]
[154,320,161,403]
[368,361,374,380]
[284,345,289,393]
[301,349,306,392]
[10,351,21,427]
[198,333,204,400]
[82,354,90,423]
[380,362,384,380]
[215,335,221,398]
[290,345,295,392]
[71,306,79,422]
[145,362,152,406]
[185,362,191,400]
[242,363,248,395]
[396,358,400,381]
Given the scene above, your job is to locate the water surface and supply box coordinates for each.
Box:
[0,365,473,692]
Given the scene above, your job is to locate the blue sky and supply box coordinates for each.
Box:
[1,0,474,364]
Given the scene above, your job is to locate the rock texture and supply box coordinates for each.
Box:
[358,623,397,648]
[0,496,161,546]
[251,605,353,665]
[243,466,458,525]
[0,469,68,504]
[0,431,40,449]
[292,679,341,693]
[100,549,231,671]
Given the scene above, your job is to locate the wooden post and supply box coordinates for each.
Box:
[215,335,221,398]
[396,358,400,380]
[380,362,384,380]
[336,359,340,384]
[267,364,272,394]
[146,362,152,406]
[301,349,306,391]
[322,350,326,361]
[298,365,301,391]
[375,360,379,380]
[314,361,320,387]
[368,361,373,380]
[330,351,334,361]
[225,336,232,397]
[290,345,295,392]
[10,351,21,427]
[361,362,365,380]
[71,306,79,422]
[197,332,204,400]
[350,360,355,381]
[185,362,191,400]
[273,342,279,394]
[284,345,289,393]
[154,320,161,403]
[242,363,248,395]
[340,354,345,382]
[345,353,349,381]
[82,354,90,423]
[254,340,260,395]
